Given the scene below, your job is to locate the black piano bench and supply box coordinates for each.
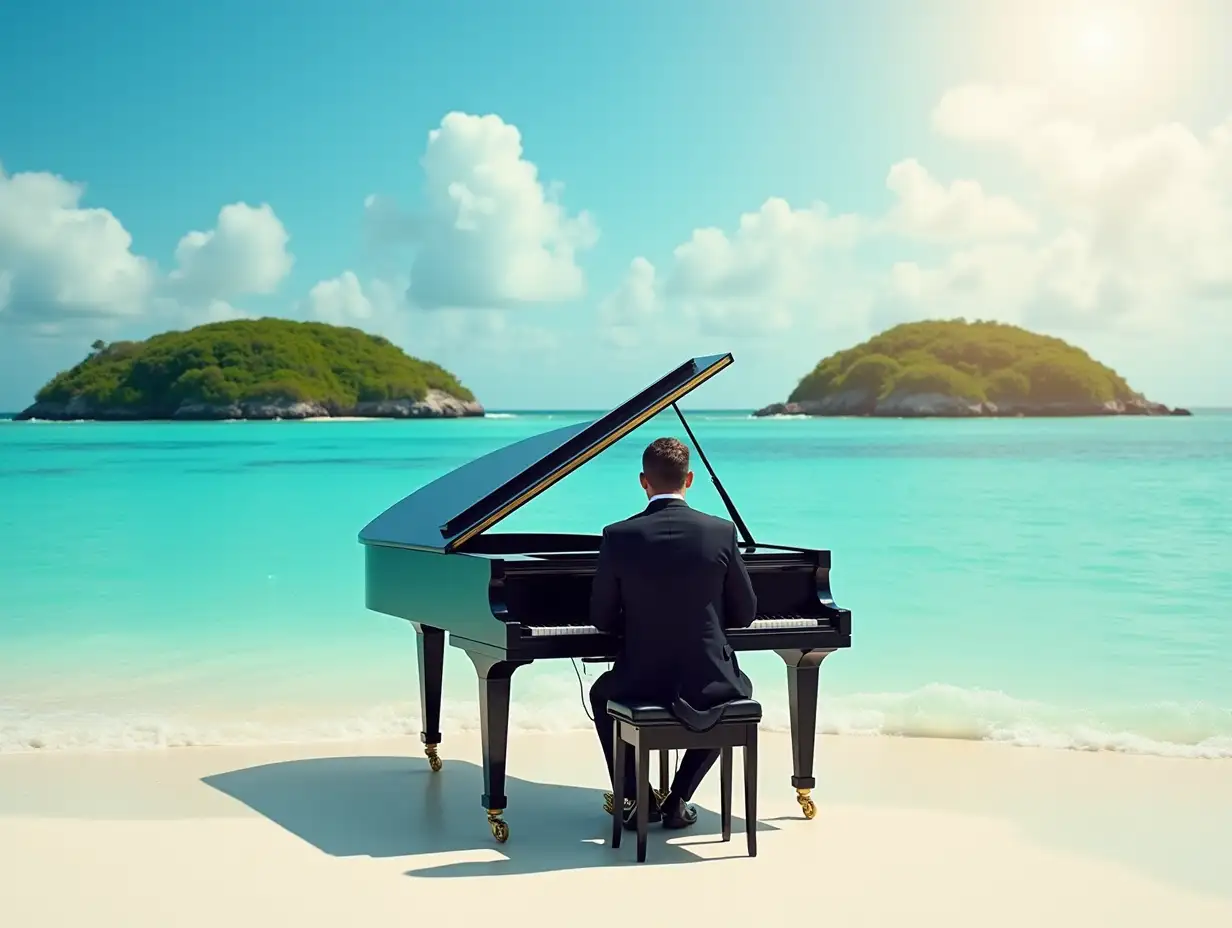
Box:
[607,698,761,863]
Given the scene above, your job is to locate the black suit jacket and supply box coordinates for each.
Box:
[589,497,757,707]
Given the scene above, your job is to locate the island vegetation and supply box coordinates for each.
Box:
[15,318,483,421]
[754,319,1190,418]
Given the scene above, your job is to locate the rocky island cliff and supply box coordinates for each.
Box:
[16,318,483,421]
[754,320,1191,418]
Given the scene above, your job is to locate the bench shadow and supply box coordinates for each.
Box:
[202,754,777,877]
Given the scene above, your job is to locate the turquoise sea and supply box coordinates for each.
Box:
[1,410,1229,758]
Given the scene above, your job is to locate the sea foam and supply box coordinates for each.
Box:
[3,683,1229,759]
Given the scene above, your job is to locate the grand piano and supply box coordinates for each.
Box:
[359,353,852,843]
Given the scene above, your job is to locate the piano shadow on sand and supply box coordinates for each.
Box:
[202,753,779,877]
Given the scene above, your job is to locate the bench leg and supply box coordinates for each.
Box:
[611,721,625,850]
[659,750,670,799]
[720,746,732,842]
[636,743,650,862]
[744,725,758,858]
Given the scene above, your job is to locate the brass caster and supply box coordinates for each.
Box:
[796,788,817,820]
[487,809,509,843]
[424,744,442,772]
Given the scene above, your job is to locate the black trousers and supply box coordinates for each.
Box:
[589,669,738,803]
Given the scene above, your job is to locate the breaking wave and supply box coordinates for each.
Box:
[3,683,1229,759]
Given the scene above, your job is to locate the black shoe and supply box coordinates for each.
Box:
[660,794,699,830]
[621,794,663,830]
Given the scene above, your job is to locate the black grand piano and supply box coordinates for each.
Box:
[359,352,852,843]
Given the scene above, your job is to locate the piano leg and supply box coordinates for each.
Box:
[412,622,445,772]
[464,650,531,843]
[775,648,835,820]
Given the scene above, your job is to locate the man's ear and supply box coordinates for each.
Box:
[684,470,694,488]
[639,472,649,490]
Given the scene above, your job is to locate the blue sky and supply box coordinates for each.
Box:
[2,0,1229,411]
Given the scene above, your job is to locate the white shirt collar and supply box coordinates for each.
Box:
[648,493,684,502]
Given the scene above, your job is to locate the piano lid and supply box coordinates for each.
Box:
[359,352,733,552]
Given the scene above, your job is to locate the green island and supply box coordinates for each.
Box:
[15,318,483,421]
[754,319,1191,418]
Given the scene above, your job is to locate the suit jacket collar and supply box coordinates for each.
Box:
[644,496,688,514]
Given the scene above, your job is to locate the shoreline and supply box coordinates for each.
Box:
[4,675,1230,759]
[3,713,1230,760]
[753,397,1194,418]
[2,731,1229,926]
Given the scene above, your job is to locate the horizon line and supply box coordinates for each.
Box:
[5,406,1232,418]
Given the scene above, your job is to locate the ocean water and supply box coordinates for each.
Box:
[1,410,1229,759]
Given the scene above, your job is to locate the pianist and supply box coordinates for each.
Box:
[587,436,757,830]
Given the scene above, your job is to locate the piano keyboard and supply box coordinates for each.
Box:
[525,615,822,637]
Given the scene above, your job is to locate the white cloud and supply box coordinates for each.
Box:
[0,163,295,332]
[200,300,251,323]
[301,269,559,359]
[884,158,1036,241]
[602,83,1232,347]
[302,273,418,346]
[0,163,155,325]
[598,257,658,347]
[305,270,374,326]
[910,83,1232,329]
[600,198,864,339]
[167,202,293,301]
[879,243,1042,328]
[365,111,598,310]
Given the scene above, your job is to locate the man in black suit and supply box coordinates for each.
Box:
[588,436,757,830]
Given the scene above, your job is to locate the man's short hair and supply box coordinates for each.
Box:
[642,437,690,490]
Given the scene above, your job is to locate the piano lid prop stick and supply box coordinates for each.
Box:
[671,402,756,548]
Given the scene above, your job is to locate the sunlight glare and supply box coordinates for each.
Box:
[1041,2,1170,109]
[1080,24,1114,63]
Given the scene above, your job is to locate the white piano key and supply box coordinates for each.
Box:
[524,616,821,636]
[749,616,820,629]
[526,624,600,637]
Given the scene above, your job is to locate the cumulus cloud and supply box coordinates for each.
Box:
[305,270,375,326]
[600,198,863,340]
[301,269,559,358]
[0,163,155,326]
[598,257,658,347]
[894,82,1232,328]
[167,202,293,302]
[603,82,1232,345]
[303,272,421,341]
[0,162,295,333]
[365,111,598,310]
[884,158,1036,241]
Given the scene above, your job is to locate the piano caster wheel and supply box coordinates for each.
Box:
[796,788,817,820]
[424,743,442,772]
[487,810,509,843]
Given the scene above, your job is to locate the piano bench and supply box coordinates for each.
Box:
[607,698,761,863]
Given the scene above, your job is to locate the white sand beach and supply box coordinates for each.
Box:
[2,731,1230,927]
